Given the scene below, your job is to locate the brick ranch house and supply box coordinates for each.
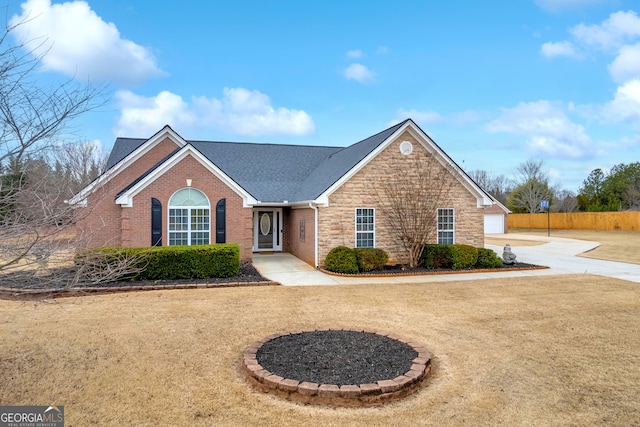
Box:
[71,119,495,267]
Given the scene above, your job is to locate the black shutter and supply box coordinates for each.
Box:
[216,198,226,243]
[151,198,162,246]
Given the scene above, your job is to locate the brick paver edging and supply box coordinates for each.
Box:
[0,280,281,300]
[242,328,432,407]
[318,264,548,277]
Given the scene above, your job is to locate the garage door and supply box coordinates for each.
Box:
[484,214,504,234]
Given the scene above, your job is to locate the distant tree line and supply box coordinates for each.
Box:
[0,143,105,223]
[577,163,640,212]
[469,159,640,214]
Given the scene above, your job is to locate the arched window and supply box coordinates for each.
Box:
[168,188,210,245]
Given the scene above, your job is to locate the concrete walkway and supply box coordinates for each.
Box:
[252,234,640,286]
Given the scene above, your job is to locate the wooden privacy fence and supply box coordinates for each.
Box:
[508,212,640,231]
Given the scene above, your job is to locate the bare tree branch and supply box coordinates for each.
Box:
[0,12,125,289]
[376,154,460,268]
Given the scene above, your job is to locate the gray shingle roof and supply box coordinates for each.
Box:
[110,119,411,203]
[292,121,406,200]
[107,137,147,169]
[190,141,340,202]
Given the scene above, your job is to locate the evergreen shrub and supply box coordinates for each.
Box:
[324,246,359,274]
[354,248,389,272]
[476,248,503,268]
[78,244,240,281]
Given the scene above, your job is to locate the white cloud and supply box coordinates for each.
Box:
[608,42,640,84]
[343,63,375,84]
[115,88,316,138]
[346,49,363,59]
[10,0,164,85]
[376,46,389,54]
[541,11,640,63]
[570,10,640,52]
[114,90,196,137]
[486,100,595,159]
[540,41,581,58]
[541,10,640,121]
[535,0,611,13]
[601,79,640,127]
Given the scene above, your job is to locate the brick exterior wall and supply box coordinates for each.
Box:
[76,137,180,248]
[287,207,316,266]
[316,131,484,266]
[76,139,254,261]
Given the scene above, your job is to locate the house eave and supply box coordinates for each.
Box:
[70,125,187,205]
[115,145,258,208]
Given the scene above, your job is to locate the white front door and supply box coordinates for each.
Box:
[253,208,283,251]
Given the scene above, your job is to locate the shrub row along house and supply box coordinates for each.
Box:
[71,119,495,267]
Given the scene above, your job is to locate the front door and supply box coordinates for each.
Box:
[253,208,282,251]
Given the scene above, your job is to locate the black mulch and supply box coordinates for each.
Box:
[256,330,418,386]
[0,261,270,291]
[1,260,545,295]
[329,262,545,276]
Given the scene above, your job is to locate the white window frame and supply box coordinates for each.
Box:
[355,207,375,248]
[168,188,211,246]
[437,208,455,244]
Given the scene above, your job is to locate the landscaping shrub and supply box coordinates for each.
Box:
[423,244,454,269]
[324,246,359,274]
[354,248,388,272]
[423,244,479,270]
[450,244,478,270]
[142,244,240,279]
[476,248,503,268]
[78,244,240,281]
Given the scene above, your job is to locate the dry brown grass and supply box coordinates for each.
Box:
[509,229,640,264]
[484,237,546,247]
[1,275,639,426]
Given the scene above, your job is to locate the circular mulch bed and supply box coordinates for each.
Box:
[242,329,432,407]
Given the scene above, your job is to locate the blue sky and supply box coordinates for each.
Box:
[6,0,640,191]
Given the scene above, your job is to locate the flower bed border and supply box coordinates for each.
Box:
[318,264,548,277]
[242,328,432,407]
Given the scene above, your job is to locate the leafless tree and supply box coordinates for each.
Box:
[508,180,553,213]
[51,140,107,193]
[468,169,514,205]
[626,183,640,211]
[0,13,117,289]
[517,158,548,183]
[553,188,579,213]
[376,154,460,268]
[507,159,553,213]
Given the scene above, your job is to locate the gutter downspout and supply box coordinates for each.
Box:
[309,202,319,268]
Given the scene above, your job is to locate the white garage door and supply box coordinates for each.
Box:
[484,214,504,234]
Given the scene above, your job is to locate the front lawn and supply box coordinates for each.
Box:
[1,274,638,426]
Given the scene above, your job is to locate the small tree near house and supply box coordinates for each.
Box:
[375,151,460,269]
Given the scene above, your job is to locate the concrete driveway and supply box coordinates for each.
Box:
[252,234,640,286]
[485,234,640,283]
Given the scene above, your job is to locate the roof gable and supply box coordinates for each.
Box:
[115,144,257,207]
[314,119,493,208]
[69,125,185,205]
